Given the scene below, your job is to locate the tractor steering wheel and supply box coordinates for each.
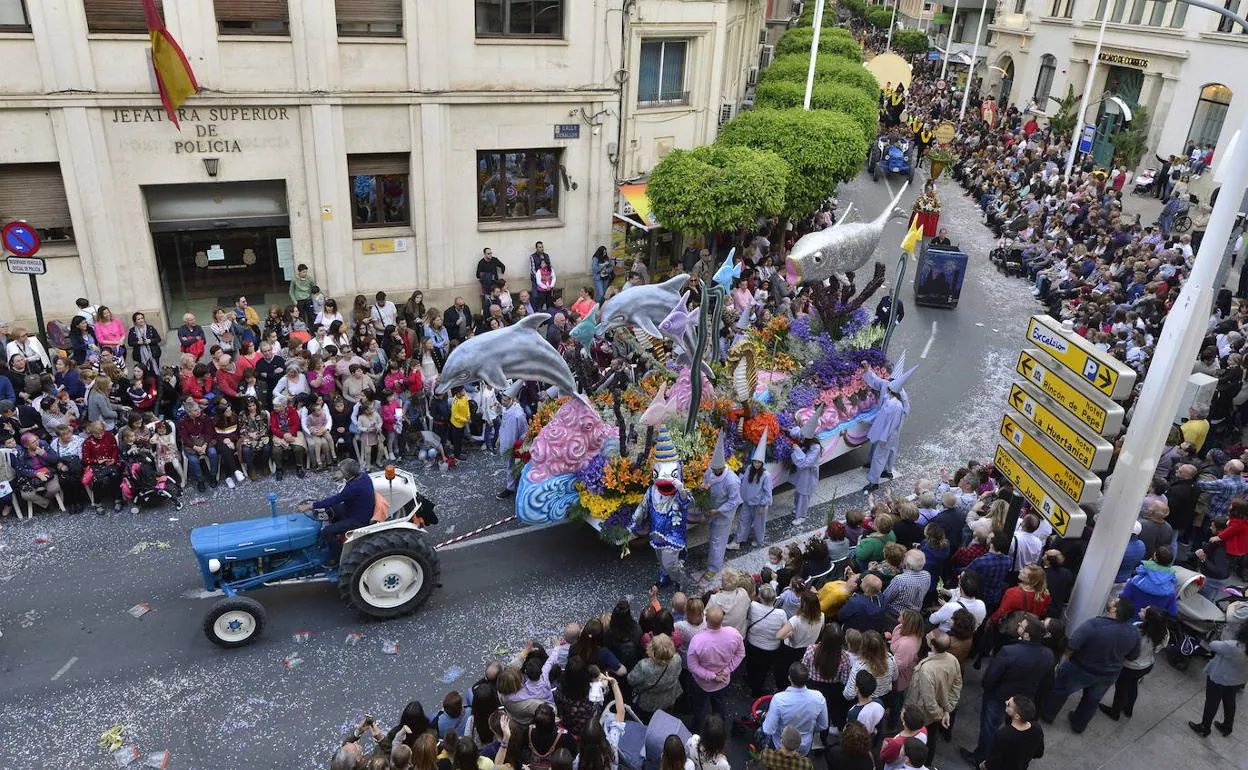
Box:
[299,499,331,523]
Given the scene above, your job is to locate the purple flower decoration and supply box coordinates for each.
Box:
[603,501,635,529]
[576,453,608,496]
[787,383,820,409]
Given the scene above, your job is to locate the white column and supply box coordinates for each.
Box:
[25,0,96,92]
[804,0,825,110]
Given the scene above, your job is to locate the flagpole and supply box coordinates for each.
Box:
[804,0,825,110]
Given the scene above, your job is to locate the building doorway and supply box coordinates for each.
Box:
[144,180,292,328]
[1091,64,1143,167]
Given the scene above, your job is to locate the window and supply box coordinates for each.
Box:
[1218,0,1247,31]
[477,150,561,221]
[1128,0,1146,22]
[638,40,689,106]
[923,2,933,11]
[1034,54,1057,106]
[0,163,75,242]
[1014,0,1026,14]
[1048,0,1073,16]
[216,0,289,36]
[0,0,28,31]
[348,154,410,229]
[83,0,160,34]
[475,0,564,38]
[1170,0,1189,25]
[336,0,402,37]
[1187,84,1233,148]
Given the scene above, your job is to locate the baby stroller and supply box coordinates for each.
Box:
[1166,565,1248,670]
[120,447,184,513]
[1133,168,1157,196]
[732,695,773,761]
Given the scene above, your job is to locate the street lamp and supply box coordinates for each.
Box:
[804,0,826,110]
[1063,2,1111,181]
[887,0,899,52]
[938,0,961,82]
[1066,0,1248,628]
[957,1,988,124]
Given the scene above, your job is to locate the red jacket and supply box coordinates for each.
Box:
[83,432,120,466]
[990,587,1051,624]
[215,365,243,398]
[270,406,301,439]
[1219,517,1248,557]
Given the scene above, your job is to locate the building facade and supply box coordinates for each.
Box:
[0,0,762,332]
[987,0,1248,171]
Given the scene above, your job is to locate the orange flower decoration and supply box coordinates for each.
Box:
[742,412,781,446]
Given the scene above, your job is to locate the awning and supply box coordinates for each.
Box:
[618,183,660,229]
[932,12,952,24]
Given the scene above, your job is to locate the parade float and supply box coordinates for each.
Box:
[437,190,909,550]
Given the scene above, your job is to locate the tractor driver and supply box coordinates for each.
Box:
[298,458,375,566]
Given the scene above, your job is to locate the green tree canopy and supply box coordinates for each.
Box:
[1047,84,1080,140]
[892,29,930,56]
[758,53,880,103]
[1111,105,1151,168]
[864,5,896,29]
[646,145,790,234]
[715,108,867,219]
[774,26,864,61]
[800,0,859,24]
[753,80,879,143]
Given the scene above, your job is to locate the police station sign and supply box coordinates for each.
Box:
[110,107,293,154]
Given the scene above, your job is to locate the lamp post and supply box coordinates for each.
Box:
[939,0,961,82]
[804,0,825,109]
[887,0,899,52]
[1066,0,1248,629]
[957,1,987,124]
[1062,3,1110,180]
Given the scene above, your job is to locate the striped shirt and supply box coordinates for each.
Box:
[1198,474,1248,520]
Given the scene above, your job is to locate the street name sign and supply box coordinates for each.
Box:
[994,443,1087,537]
[1025,315,1136,400]
[5,256,46,275]
[1000,410,1102,504]
[1008,381,1113,471]
[1015,349,1124,435]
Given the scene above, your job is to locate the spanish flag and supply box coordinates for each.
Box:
[143,0,199,128]
[901,219,923,258]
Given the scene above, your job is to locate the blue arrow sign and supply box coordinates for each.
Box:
[1077,124,1095,154]
[2,222,40,257]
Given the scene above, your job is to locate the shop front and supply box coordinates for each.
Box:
[614,183,687,281]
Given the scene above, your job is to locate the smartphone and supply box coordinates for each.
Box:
[363,715,375,726]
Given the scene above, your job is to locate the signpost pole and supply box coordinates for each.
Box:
[1002,490,1025,542]
[28,274,46,350]
[803,0,825,110]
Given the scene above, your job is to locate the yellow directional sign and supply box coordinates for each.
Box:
[999,409,1102,504]
[1008,382,1114,471]
[1016,349,1123,436]
[994,443,1087,538]
[1025,315,1136,400]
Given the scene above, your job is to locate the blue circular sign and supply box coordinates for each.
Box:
[2,221,40,257]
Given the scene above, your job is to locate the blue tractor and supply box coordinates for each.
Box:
[190,468,440,648]
[873,137,915,184]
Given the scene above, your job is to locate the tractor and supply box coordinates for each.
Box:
[873,137,915,183]
[190,467,440,648]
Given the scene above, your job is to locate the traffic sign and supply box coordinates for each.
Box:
[1025,315,1136,400]
[1008,381,1114,471]
[993,443,1087,538]
[1016,349,1124,436]
[1078,124,1095,154]
[1000,410,1102,504]
[1,221,40,256]
[5,256,46,275]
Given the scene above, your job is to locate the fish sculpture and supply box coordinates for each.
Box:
[639,381,677,426]
[712,247,740,291]
[596,274,690,338]
[569,313,598,349]
[435,313,578,395]
[657,291,701,345]
[786,182,909,285]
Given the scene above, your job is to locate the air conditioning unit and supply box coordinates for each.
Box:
[759,28,769,45]
[759,44,775,68]
[719,102,734,126]
[747,66,759,86]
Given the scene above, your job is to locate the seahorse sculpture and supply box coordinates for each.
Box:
[725,340,758,402]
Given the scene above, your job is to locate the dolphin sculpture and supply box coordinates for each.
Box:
[639,381,677,426]
[435,313,578,395]
[596,274,690,338]
[569,313,597,349]
[712,247,740,291]
[786,182,909,285]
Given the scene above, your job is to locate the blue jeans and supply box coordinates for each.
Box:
[183,447,219,482]
[972,696,1007,763]
[594,275,610,302]
[1042,661,1117,732]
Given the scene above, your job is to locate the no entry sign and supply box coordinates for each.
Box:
[2,221,40,256]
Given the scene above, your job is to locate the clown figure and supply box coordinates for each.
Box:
[862,352,918,492]
[701,431,741,581]
[789,406,824,525]
[632,425,693,589]
[730,427,773,550]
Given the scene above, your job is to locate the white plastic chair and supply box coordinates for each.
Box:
[4,450,66,519]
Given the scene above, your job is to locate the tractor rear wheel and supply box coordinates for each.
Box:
[338,530,440,619]
[204,596,267,648]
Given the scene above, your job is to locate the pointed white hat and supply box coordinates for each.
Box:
[752,427,769,463]
[800,403,826,440]
[710,431,727,470]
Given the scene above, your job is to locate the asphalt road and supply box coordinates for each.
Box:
[0,168,1074,769]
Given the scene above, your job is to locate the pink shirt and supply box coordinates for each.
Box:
[889,629,921,692]
[687,626,745,692]
[95,318,126,347]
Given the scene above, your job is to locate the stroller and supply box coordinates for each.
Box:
[1133,167,1157,196]
[732,695,773,761]
[120,447,184,513]
[1166,565,1248,670]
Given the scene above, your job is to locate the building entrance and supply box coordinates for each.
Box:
[145,180,292,327]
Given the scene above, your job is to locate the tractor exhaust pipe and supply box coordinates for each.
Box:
[268,492,279,518]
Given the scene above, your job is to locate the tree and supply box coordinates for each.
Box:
[716,108,868,219]
[646,145,790,235]
[892,29,930,57]
[1111,105,1151,169]
[864,6,895,29]
[774,26,864,61]
[753,80,879,143]
[757,53,880,103]
[1046,84,1080,140]
[801,0,859,24]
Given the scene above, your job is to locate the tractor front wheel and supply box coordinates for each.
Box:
[204,596,267,648]
[338,530,439,619]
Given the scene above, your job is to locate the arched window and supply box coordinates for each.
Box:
[1034,54,1056,106]
[1187,83,1233,149]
